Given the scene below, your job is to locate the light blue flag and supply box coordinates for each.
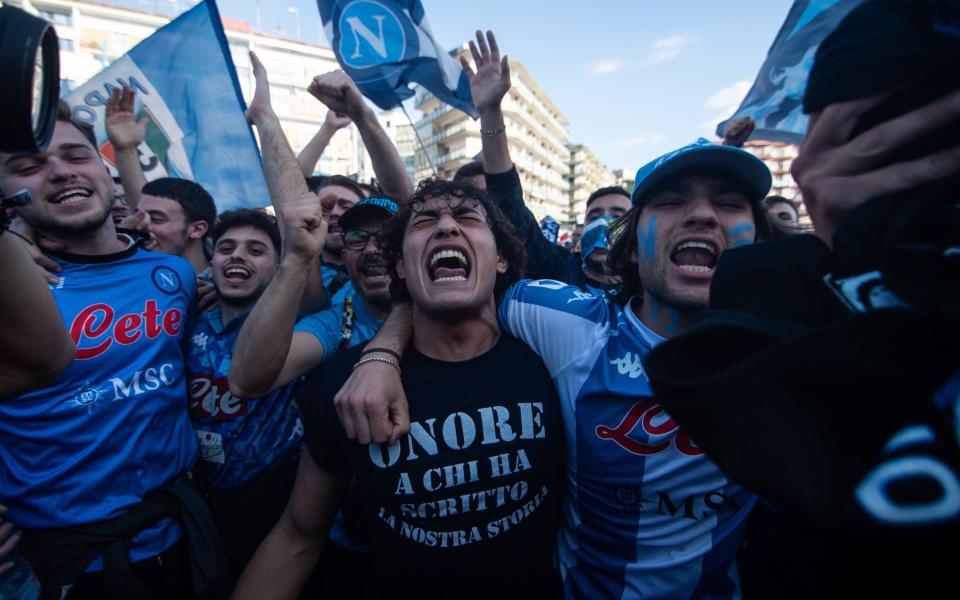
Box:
[64,0,268,211]
[317,0,477,117]
[716,0,866,144]
[540,215,560,244]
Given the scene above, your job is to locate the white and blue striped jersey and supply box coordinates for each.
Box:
[498,280,756,599]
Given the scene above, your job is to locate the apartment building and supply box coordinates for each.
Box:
[413,49,574,224]
[14,0,362,177]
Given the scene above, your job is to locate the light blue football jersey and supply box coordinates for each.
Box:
[499,279,756,599]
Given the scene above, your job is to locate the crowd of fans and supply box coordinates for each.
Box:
[1,1,958,598]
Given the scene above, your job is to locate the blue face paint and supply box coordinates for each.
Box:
[726,223,755,238]
[648,296,661,322]
[637,216,657,263]
[646,296,682,333]
[727,222,756,249]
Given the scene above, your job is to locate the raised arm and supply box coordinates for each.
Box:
[229,192,333,398]
[246,52,314,215]
[0,233,75,400]
[246,51,326,310]
[333,302,412,445]
[307,71,413,200]
[461,30,512,175]
[105,86,148,210]
[233,450,344,600]
[462,31,570,281]
[298,109,352,177]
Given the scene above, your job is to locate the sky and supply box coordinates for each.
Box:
[120,0,797,173]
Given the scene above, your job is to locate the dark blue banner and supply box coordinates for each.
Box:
[716,0,866,143]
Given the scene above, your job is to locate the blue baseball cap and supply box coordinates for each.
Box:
[630,138,772,207]
[338,196,400,231]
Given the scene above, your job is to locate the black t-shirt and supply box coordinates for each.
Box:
[298,334,565,599]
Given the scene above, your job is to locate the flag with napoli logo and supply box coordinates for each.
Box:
[716,0,866,143]
[64,0,268,210]
[317,0,478,117]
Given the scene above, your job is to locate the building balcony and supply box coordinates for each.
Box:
[422,121,474,146]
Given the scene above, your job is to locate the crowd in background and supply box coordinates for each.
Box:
[1,1,958,598]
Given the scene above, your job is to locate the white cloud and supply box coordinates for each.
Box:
[590,59,625,76]
[645,33,698,65]
[699,80,752,135]
[623,133,665,146]
[704,80,752,111]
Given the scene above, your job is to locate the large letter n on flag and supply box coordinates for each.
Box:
[318,0,478,117]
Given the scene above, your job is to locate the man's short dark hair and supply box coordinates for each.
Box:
[141,177,217,231]
[357,181,382,197]
[453,161,485,182]
[211,209,281,255]
[379,178,525,303]
[306,174,366,199]
[586,186,630,207]
[57,100,97,149]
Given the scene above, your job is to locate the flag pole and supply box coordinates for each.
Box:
[401,103,439,178]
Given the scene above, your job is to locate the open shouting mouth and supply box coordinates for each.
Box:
[670,240,717,274]
[428,247,471,283]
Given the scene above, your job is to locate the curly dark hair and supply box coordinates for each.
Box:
[378,178,526,304]
[212,209,281,255]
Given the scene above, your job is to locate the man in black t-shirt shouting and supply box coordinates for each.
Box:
[234,179,565,599]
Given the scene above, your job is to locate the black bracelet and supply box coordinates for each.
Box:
[361,347,401,362]
[5,229,35,245]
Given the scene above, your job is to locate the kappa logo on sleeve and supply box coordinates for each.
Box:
[610,352,647,380]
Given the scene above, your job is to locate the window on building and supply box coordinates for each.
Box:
[40,10,72,27]
[59,38,74,52]
[111,33,129,53]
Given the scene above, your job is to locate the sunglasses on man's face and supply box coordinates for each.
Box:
[341,228,383,251]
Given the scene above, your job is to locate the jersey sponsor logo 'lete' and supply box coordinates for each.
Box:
[596,399,704,456]
[189,375,249,421]
[69,300,183,360]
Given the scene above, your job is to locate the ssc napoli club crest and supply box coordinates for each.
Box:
[151,266,182,295]
[336,1,416,82]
